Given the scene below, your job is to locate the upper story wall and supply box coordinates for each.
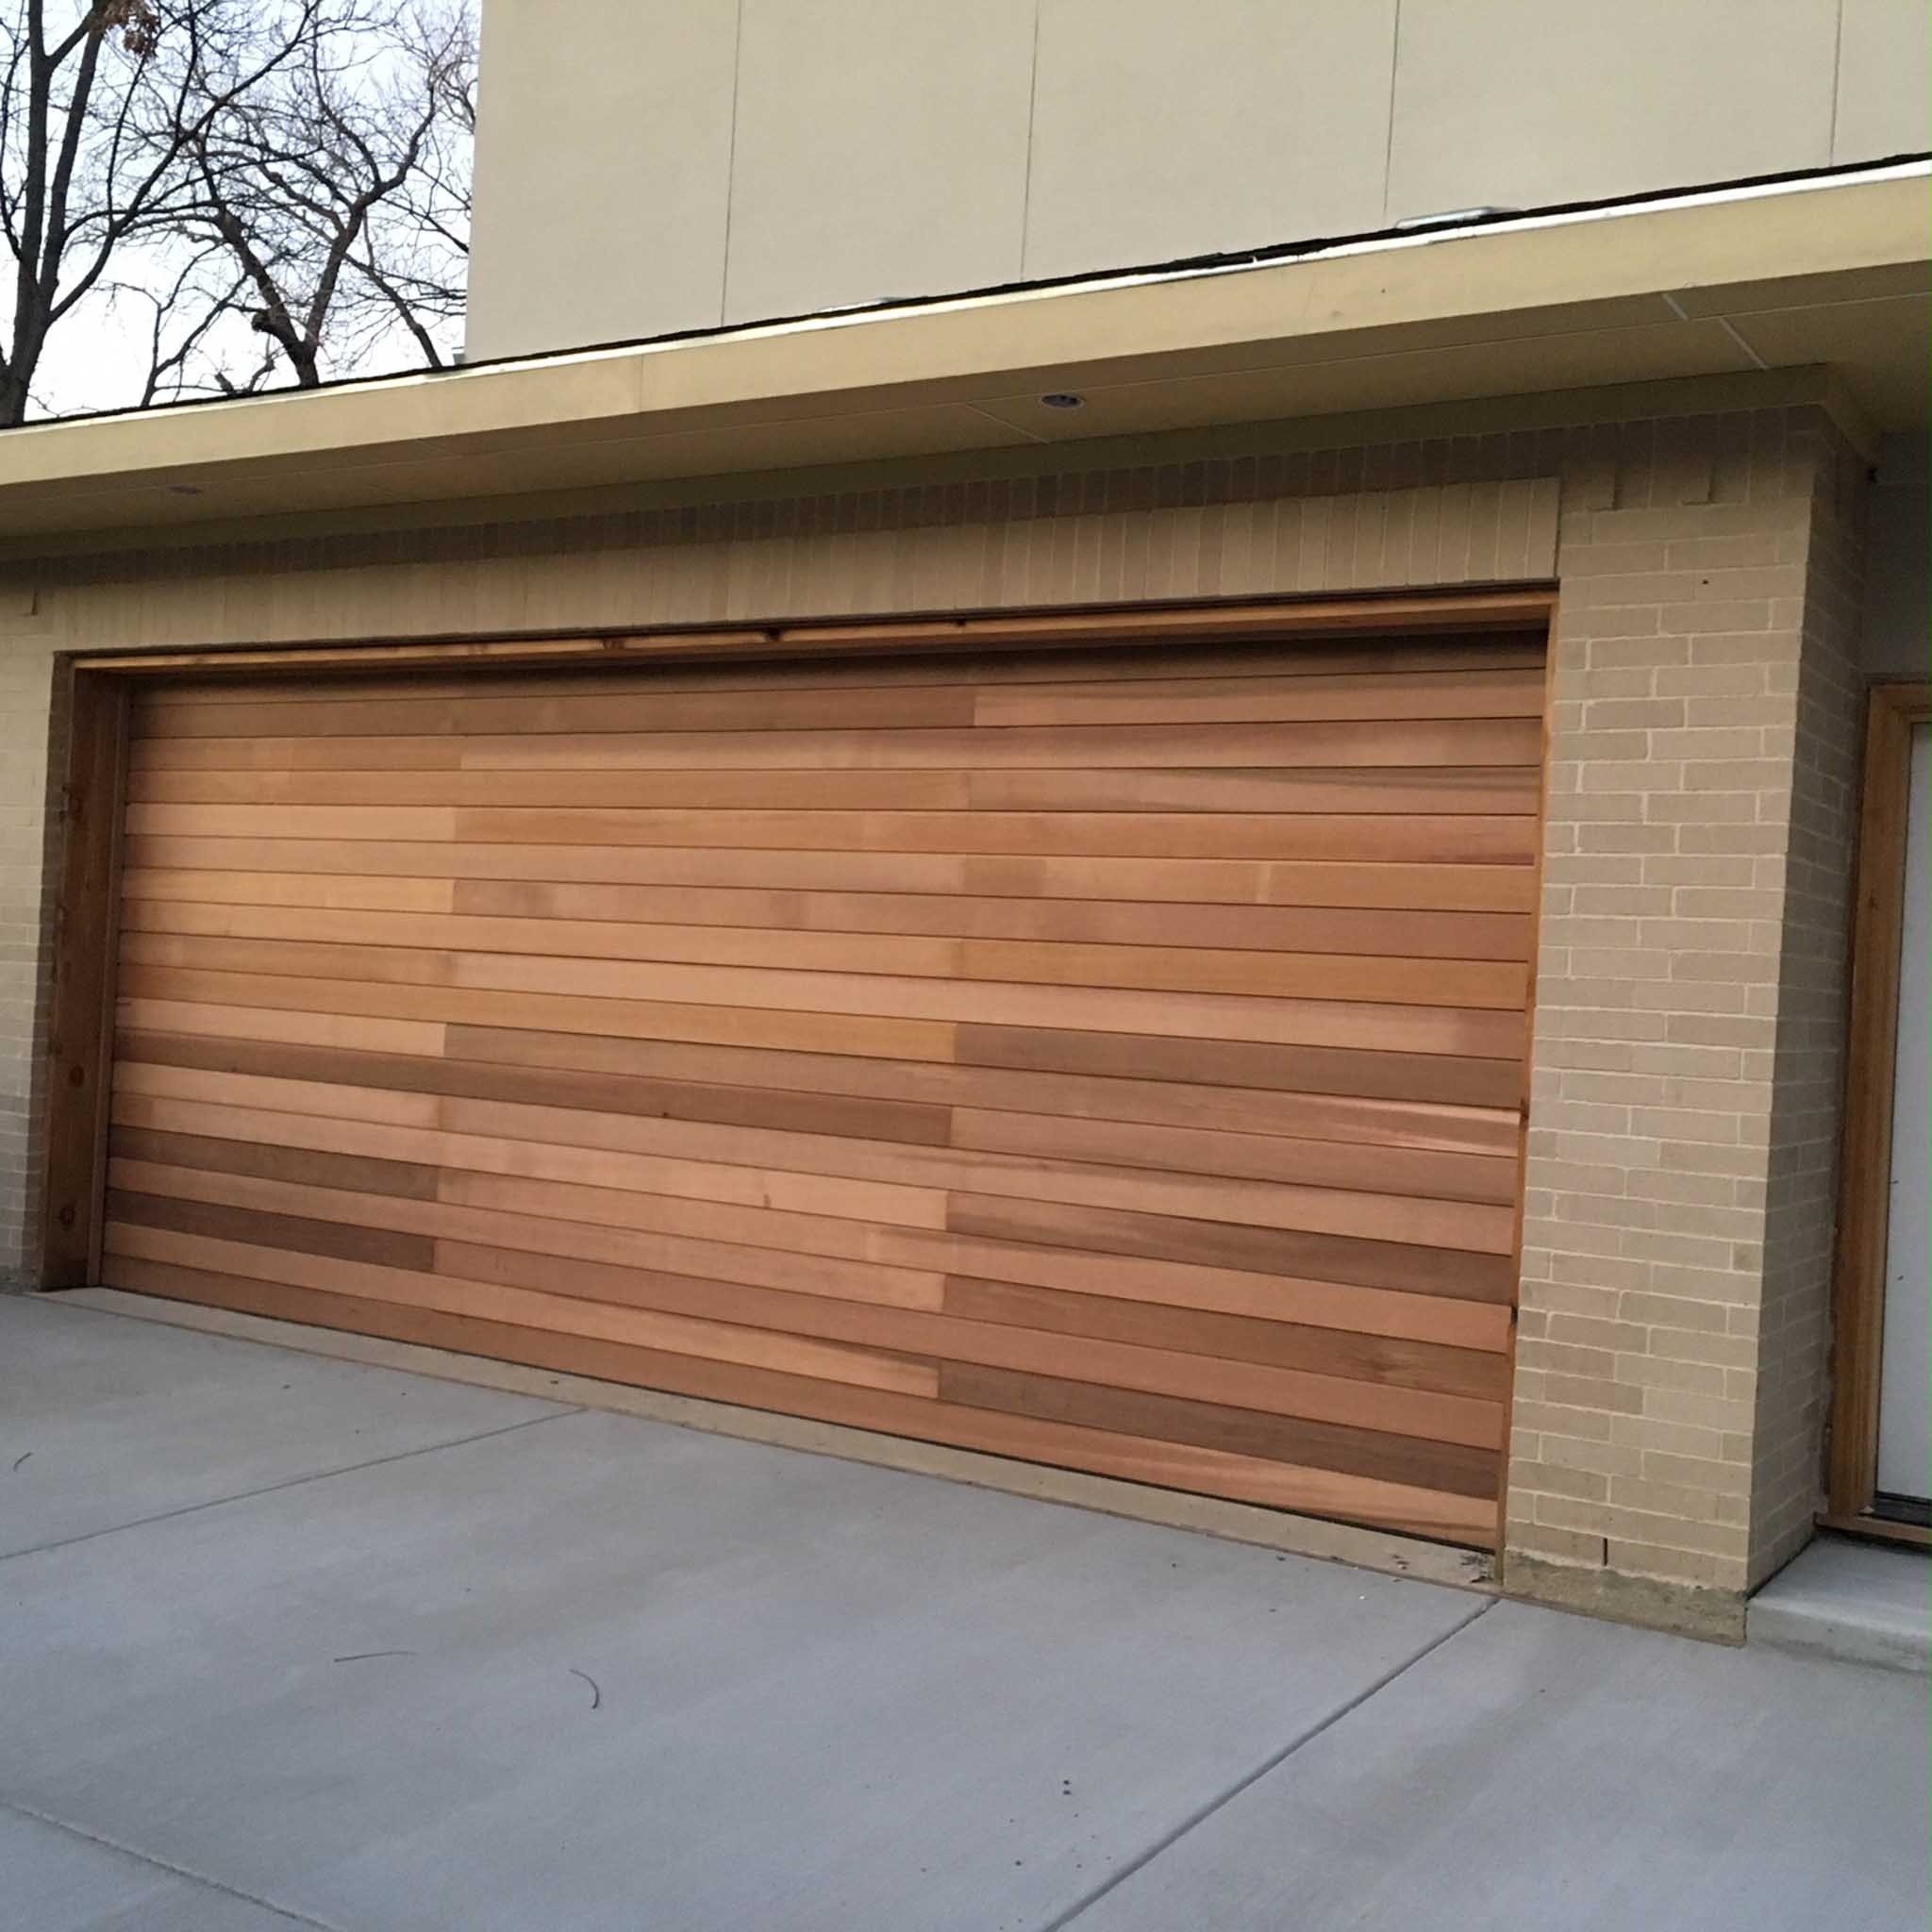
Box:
[464,0,1930,362]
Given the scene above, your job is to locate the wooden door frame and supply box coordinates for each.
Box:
[1824,678,1931,1546]
[41,661,131,1289]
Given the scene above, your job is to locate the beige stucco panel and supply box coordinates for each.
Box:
[464,0,740,359]
[1023,0,1396,282]
[1835,0,1932,162]
[722,0,1036,325]
[1386,0,1840,221]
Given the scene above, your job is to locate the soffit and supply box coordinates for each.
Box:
[0,170,1923,545]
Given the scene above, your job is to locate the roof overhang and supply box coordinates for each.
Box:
[2,162,1925,547]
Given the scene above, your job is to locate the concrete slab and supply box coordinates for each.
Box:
[0,1404,1478,1932]
[0,1807,319,1930]
[1749,1533,1931,1674]
[0,1296,571,1557]
[1064,1599,1931,1931]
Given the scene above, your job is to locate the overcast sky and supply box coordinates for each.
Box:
[24,275,448,423]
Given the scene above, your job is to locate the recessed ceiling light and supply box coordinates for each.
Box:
[1039,391,1085,409]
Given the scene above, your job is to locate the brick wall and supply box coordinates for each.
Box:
[1507,407,1869,1624]
[0,384,1877,1624]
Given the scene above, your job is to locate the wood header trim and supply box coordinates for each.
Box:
[75,591,1556,678]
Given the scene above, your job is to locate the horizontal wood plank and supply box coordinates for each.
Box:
[126,872,1534,959]
[939,1363,1498,1500]
[127,761,1543,818]
[136,718,1538,769]
[118,921,1530,1010]
[125,800,1538,867]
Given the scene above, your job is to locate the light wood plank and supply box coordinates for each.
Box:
[127,761,1543,818]
[123,834,1542,911]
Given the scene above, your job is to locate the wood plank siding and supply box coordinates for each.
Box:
[101,627,1545,1544]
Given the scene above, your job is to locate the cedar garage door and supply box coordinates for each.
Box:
[100,627,1543,1546]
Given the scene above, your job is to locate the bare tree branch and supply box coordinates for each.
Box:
[0,0,471,422]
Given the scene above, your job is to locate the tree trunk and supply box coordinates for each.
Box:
[0,368,30,427]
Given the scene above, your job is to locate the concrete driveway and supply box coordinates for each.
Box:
[2,1294,1924,1932]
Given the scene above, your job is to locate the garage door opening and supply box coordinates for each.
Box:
[63,607,1548,1548]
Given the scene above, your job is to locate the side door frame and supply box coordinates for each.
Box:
[1825,678,1931,1542]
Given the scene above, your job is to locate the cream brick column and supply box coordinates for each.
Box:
[1505,406,1868,1634]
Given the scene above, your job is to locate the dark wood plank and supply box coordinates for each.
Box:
[107,1187,435,1271]
[946,1193,1518,1303]
[950,1108,1518,1206]
[939,1362,1497,1500]
[941,1275,1507,1401]
[108,1124,442,1200]
[958,1023,1526,1102]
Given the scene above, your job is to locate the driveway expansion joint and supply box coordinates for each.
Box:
[1043,1594,1496,1931]
[0,1407,582,1566]
[0,1794,344,1931]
